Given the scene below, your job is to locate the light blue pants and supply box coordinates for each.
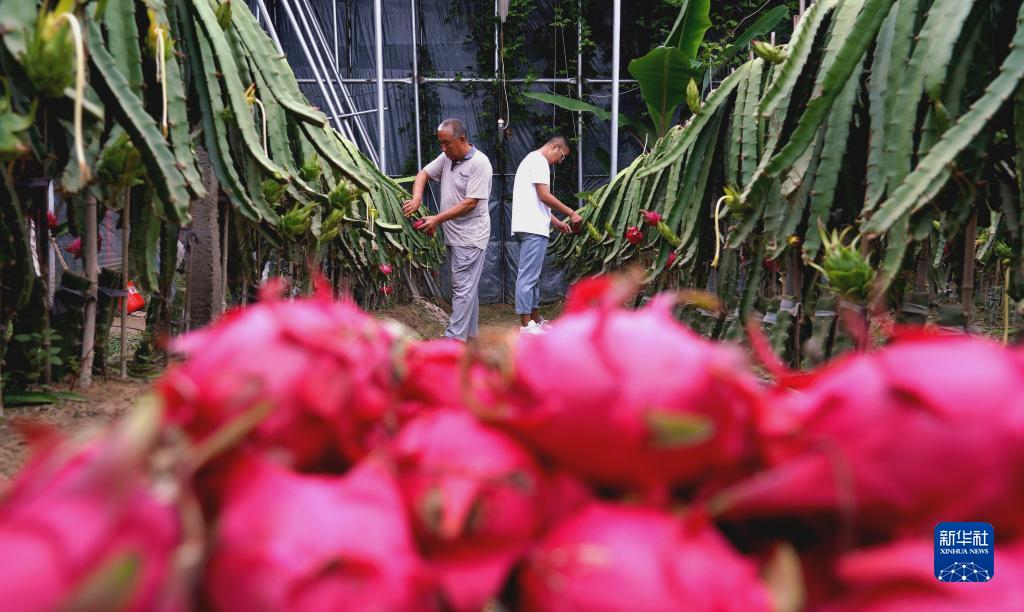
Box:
[445,245,486,341]
[514,233,548,315]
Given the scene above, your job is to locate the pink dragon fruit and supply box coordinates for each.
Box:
[65,234,101,259]
[821,539,1024,611]
[66,236,82,258]
[381,284,394,296]
[666,251,678,267]
[379,263,394,275]
[396,339,469,409]
[713,331,1024,537]
[205,454,436,611]
[520,503,771,611]
[562,275,615,314]
[47,210,58,231]
[625,225,643,245]
[158,289,400,471]
[642,210,663,226]
[0,424,181,611]
[479,282,763,492]
[391,409,544,610]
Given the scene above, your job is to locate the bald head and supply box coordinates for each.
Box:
[540,135,570,164]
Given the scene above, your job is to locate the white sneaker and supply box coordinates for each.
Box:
[520,320,544,335]
[538,318,553,330]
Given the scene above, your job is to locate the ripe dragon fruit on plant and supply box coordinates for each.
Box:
[478,278,763,492]
[519,503,771,612]
[66,234,101,259]
[624,225,643,245]
[158,289,401,471]
[712,331,1024,537]
[391,409,544,610]
[205,455,436,611]
[641,210,663,226]
[414,218,437,237]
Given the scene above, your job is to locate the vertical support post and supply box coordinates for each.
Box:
[332,0,339,67]
[275,0,346,132]
[0,288,3,417]
[221,206,230,315]
[411,0,423,170]
[785,248,803,365]
[915,240,931,298]
[293,0,372,155]
[374,0,386,173]
[576,0,584,206]
[963,210,978,323]
[610,0,621,181]
[254,0,285,54]
[119,191,130,379]
[34,186,51,384]
[494,0,499,78]
[495,0,505,304]
[78,194,98,389]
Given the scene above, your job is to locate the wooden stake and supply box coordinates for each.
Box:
[35,187,52,384]
[78,194,98,389]
[915,239,932,303]
[220,206,229,315]
[962,210,978,323]
[1,287,4,417]
[120,191,130,379]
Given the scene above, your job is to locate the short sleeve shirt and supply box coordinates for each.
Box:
[424,146,493,249]
[510,150,552,236]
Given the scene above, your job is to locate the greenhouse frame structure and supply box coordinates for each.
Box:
[249,0,635,198]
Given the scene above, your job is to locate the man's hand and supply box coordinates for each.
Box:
[402,197,422,217]
[552,218,571,234]
[568,211,584,234]
[416,215,440,234]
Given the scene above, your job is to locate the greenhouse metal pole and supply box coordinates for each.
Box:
[495,0,506,304]
[253,0,285,54]
[294,0,376,156]
[332,0,339,67]
[411,0,422,169]
[610,0,621,181]
[275,0,345,133]
[374,0,386,173]
[576,0,583,206]
[289,0,362,147]
[120,192,129,379]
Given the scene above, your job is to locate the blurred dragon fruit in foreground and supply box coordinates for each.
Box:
[1,274,1023,610]
[713,331,1024,538]
[158,290,401,470]
[0,406,182,611]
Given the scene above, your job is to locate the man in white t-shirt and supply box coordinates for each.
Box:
[510,136,582,333]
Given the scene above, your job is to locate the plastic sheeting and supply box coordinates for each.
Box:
[248,0,658,304]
